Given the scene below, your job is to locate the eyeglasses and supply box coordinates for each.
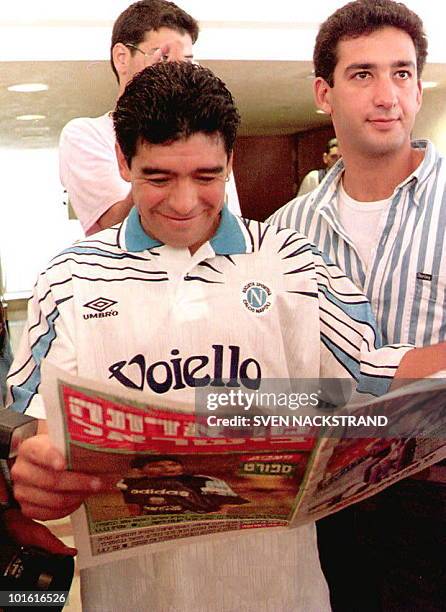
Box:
[125,43,168,61]
[125,43,194,63]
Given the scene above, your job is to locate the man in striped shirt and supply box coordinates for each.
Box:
[268,1,445,610]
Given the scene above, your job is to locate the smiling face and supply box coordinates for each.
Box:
[314,27,422,160]
[117,132,231,253]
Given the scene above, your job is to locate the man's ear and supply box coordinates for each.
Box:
[115,142,131,182]
[112,43,132,83]
[416,78,423,113]
[314,77,333,115]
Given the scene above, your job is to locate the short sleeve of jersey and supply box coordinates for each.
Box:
[6,260,77,418]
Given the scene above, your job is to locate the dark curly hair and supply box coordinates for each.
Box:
[314,0,428,87]
[111,0,199,81]
[113,61,241,166]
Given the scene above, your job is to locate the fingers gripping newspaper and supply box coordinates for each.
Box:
[41,362,446,569]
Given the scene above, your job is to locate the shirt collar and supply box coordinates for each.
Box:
[404,140,438,205]
[311,139,438,214]
[121,205,250,255]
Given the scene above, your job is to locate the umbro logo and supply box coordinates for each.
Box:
[83,297,119,320]
[84,297,117,312]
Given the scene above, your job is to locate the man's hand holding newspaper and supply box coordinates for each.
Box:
[12,426,113,521]
[10,362,446,569]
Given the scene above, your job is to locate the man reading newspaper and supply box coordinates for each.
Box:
[7,62,445,611]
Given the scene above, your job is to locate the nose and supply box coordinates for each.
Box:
[373,76,398,110]
[168,179,198,216]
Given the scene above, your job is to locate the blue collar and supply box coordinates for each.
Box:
[122,205,249,255]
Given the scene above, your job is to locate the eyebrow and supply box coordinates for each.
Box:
[345,60,416,72]
[140,165,225,175]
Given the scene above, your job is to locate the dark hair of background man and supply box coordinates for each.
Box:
[110,0,199,81]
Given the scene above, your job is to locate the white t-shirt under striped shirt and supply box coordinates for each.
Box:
[338,180,391,272]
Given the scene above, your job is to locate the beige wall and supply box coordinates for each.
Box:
[413,88,446,155]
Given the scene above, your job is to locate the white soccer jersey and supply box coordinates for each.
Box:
[8,205,410,417]
[7,206,412,612]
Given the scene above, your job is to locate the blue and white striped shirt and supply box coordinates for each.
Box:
[268,140,446,347]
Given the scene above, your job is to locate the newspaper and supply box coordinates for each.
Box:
[40,362,446,569]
